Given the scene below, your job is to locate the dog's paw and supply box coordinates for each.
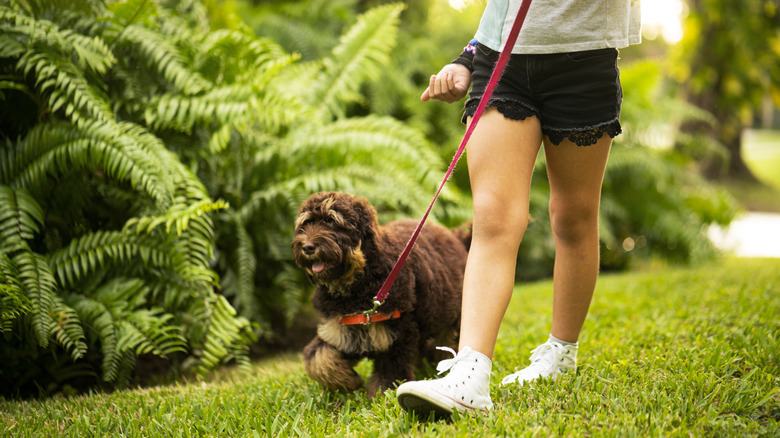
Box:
[303,339,363,392]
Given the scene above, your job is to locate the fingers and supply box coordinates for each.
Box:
[420,75,435,102]
[421,71,462,103]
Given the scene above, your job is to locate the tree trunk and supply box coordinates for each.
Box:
[701,129,762,183]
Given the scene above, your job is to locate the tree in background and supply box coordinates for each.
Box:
[670,0,780,182]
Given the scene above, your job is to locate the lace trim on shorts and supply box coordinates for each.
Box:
[462,97,538,125]
[463,98,621,146]
[544,118,622,147]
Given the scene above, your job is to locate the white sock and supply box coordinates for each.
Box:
[549,334,578,347]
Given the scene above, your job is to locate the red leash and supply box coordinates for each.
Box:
[371,0,534,311]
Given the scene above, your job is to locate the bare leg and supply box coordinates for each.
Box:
[543,134,612,343]
[457,110,543,359]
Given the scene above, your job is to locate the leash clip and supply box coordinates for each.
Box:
[361,299,383,325]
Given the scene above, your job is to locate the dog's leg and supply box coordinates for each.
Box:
[367,350,416,399]
[366,356,414,399]
[367,328,419,398]
[303,336,363,392]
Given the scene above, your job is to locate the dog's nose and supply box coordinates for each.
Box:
[302,242,316,255]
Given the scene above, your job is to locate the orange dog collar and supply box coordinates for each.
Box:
[338,309,403,325]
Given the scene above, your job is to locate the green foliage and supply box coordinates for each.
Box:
[2,258,777,436]
[670,0,780,128]
[0,0,255,395]
[0,0,472,395]
[668,0,780,179]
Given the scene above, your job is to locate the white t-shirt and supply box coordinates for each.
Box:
[474,0,642,54]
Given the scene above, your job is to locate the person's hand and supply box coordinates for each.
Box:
[420,63,471,103]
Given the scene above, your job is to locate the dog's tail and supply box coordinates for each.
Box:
[451,222,472,251]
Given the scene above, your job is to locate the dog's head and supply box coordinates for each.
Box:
[292,192,378,291]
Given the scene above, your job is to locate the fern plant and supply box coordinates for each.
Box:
[1,0,474,395]
[0,0,254,396]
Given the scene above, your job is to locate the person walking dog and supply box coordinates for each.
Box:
[396,0,642,417]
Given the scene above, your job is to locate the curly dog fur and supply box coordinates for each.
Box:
[292,191,470,398]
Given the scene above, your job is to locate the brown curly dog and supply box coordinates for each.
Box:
[292,191,470,398]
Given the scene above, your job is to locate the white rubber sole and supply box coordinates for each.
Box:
[397,382,486,420]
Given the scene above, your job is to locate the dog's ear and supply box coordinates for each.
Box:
[299,192,336,214]
[348,194,379,240]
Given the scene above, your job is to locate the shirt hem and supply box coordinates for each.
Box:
[481,37,642,54]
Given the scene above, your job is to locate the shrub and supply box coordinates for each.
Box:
[0,0,468,395]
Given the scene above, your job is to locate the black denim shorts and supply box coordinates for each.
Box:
[463,44,623,146]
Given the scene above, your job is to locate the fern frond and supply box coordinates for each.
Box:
[143,85,252,133]
[167,212,220,289]
[310,4,404,119]
[49,295,87,360]
[68,277,186,382]
[106,23,210,96]
[125,170,223,289]
[0,7,116,123]
[17,49,113,122]
[252,11,336,61]
[116,309,186,357]
[47,230,168,287]
[125,198,226,236]
[0,6,116,74]
[0,186,60,347]
[13,250,57,348]
[191,294,253,377]
[105,0,158,29]
[197,29,296,85]
[1,121,175,204]
[67,292,118,381]
[0,185,44,248]
[207,123,233,154]
[277,115,442,171]
[0,253,32,333]
[144,85,301,137]
[219,213,258,319]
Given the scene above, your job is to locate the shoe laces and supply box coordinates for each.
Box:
[434,346,491,377]
[431,346,493,410]
[435,346,461,374]
[528,341,576,371]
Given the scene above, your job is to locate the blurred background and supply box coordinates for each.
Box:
[1,0,777,397]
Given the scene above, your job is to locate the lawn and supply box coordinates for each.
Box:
[1,258,778,437]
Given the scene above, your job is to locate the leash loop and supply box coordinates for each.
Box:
[373,0,533,305]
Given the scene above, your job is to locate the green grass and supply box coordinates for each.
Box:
[2,258,779,437]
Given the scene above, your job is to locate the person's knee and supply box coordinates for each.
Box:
[549,199,599,245]
[472,194,528,246]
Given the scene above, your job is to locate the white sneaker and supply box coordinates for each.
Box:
[396,346,493,418]
[500,339,577,386]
